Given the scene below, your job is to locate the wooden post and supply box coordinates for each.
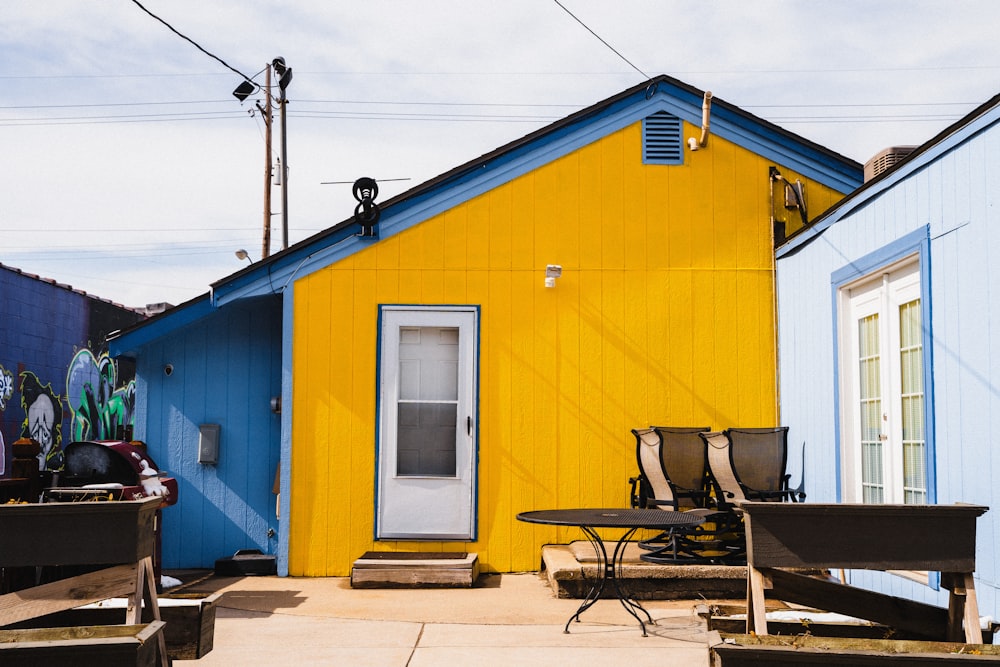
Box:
[261,64,273,260]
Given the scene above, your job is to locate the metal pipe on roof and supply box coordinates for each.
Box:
[698,91,713,148]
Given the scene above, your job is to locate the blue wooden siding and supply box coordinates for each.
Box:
[133,295,282,568]
[776,112,1000,619]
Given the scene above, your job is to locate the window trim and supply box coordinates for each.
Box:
[830,226,935,504]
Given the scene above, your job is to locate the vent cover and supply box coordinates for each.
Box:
[864,146,917,182]
[643,111,683,164]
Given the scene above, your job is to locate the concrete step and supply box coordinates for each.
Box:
[541,541,747,600]
[350,551,479,589]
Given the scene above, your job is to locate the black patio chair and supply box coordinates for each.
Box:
[629,427,745,565]
[724,427,805,503]
[629,426,712,511]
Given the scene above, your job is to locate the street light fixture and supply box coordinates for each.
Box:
[232,80,256,102]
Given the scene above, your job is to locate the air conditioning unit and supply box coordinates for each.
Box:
[864,146,917,182]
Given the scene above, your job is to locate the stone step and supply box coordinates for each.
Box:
[541,542,747,600]
[350,551,479,589]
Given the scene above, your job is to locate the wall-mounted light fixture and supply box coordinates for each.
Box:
[545,264,562,288]
[769,166,807,227]
[235,249,254,264]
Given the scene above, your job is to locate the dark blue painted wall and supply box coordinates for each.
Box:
[0,265,143,475]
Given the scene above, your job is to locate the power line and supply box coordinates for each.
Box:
[551,0,649,80]
[0,100,233,110]
[129,0,256,84]
[4,64,999,83]
[0,97,981,114]
[0,104,972,128]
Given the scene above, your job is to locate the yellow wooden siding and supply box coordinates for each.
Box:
[288,119,847,576]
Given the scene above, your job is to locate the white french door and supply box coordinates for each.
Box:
[376,306,478,540]
[839,259,927,504]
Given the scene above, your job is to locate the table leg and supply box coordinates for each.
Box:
[564,526,655,637]
[608,527,656,635]
[564,526,609,632]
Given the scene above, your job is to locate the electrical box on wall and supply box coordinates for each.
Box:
[198,424,220,465]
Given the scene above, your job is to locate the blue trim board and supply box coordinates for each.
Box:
[109,295,213,357]
[472,304,481,542]
[372,305,385,542]
[829,227,935,505]
[277,288,295,575]
[829,278,843,504]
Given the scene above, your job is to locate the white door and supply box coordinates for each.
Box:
[376,306,478,540]
[839,259,927,504]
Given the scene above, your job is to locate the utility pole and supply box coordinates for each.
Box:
[273,57,293,250]
[233,58,290,254]
[261,65,273,259]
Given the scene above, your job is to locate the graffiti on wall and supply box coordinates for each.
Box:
[0,364,11,475]
[2,347,135,475]
[0,366,12,411]
[66,349,135,442]
[20,372,64,471]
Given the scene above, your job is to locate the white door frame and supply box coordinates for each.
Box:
[838,257,925,504]
[375,305,479,540]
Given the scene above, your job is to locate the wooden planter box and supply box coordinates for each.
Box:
[738,502,990,644]
[709,632,1000,665]
[740,502,987,572]
[0,498,159,567]
[8,593,218,661]
[0,621,165,667]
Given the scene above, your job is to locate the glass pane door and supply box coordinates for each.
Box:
[840,260,926,504]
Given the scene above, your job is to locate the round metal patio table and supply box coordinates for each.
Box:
[517,508,704,636]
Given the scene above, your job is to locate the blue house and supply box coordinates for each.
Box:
[775,93,1000,620]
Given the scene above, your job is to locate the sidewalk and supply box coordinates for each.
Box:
[172,571,715,666]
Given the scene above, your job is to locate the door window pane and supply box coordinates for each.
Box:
[396,326,459,476]
[397,403,457,476]
[899,299,926,503]
[858,314,884,501]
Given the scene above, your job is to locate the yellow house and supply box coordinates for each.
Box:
[111,76,862,576]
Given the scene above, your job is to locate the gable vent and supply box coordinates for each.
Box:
[643,111,683,165]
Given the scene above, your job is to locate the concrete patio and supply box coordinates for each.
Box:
[171,570,719,666]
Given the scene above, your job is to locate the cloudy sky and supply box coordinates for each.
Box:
[4,1,1000,309]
